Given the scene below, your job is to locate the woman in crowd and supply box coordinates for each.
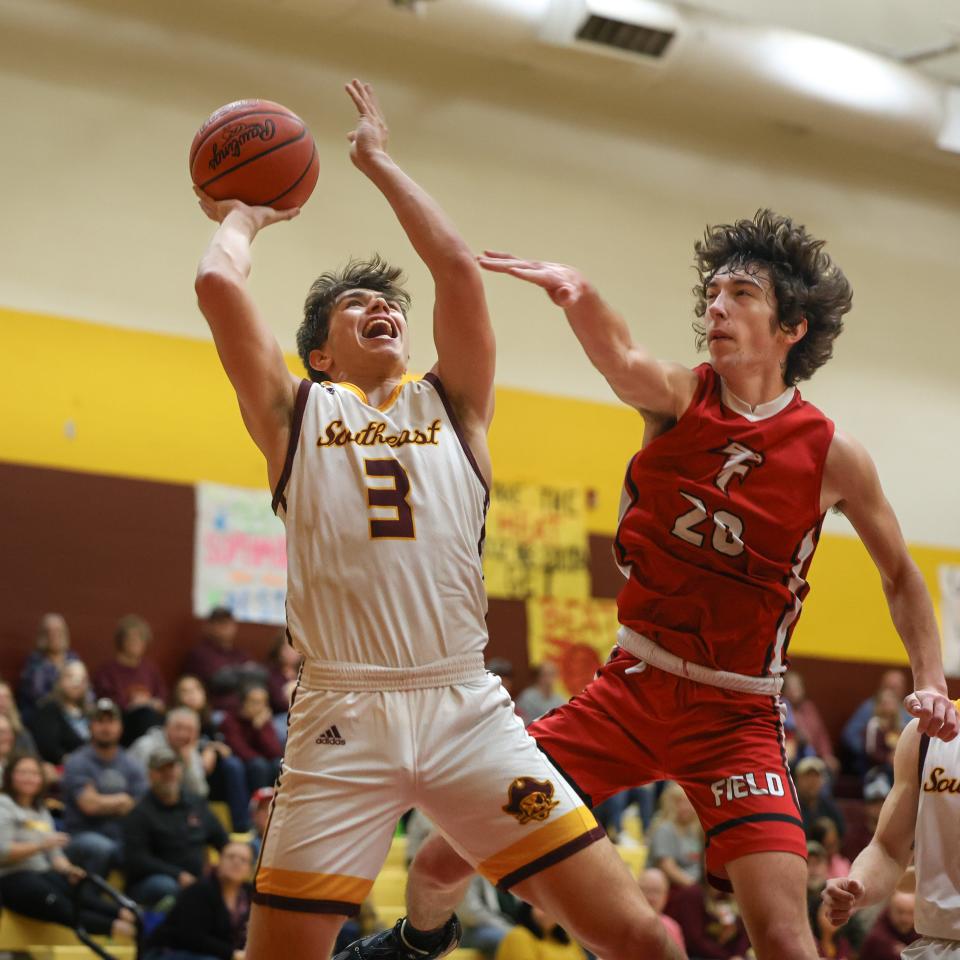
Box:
[0,681,40,755]
[647,782,704,888]
[17,613,79,722]
[264,635,301,747]
[217,684,282,797]
[29,660,92,765]
[171,675,219,742]
[0,753,135,937]
[92,614,167,745]
[144,839,254,960]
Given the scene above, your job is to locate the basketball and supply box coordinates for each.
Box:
[189,99,319,210]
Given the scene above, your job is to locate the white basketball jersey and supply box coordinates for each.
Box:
[273,374,490,668]
[915,710,960,941]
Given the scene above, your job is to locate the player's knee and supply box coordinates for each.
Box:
[409,837,473,891]
[749,917,813,960]
[601,911,674,958]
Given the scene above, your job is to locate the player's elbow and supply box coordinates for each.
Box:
[195,265,243,313]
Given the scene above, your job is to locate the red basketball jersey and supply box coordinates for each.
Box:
[615,363,835,677]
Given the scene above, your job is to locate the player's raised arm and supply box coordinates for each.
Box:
[823,430,958,742]
[821,722,921,924]
[194,192,301,488]
[477,252,695,420]
[344,80,495,441]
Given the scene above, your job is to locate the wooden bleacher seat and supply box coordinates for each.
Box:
[0,909,136,957]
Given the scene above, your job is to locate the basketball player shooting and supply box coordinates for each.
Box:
[194,80,683,960]
[363,214,959,960]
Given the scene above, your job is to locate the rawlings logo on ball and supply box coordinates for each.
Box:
[502,777,560,824]
[209,120,278,170]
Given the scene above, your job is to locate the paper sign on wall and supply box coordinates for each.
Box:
[193,483,287,625]
[484,481,591,600]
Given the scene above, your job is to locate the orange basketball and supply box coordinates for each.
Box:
[189,99,319,210]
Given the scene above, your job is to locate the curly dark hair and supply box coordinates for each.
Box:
[692,209,853,385]
[296,255,411,382]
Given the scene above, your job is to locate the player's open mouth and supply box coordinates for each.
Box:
[361,316,398,340]
[709,332,733,343]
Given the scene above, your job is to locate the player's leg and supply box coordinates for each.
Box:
[726,851,818,960]
[404,829,476,930]
[511,838,684,959]
[673,687,814,960]
[250,684,410,960]
[247,907,345,960]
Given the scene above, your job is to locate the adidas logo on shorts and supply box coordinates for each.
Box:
[316,724,346,746]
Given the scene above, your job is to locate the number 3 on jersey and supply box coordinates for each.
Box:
[364,459,416,540]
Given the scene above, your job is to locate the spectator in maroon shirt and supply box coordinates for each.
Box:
[92,615,166,745]
[858,891,919,960]
[183,608,265,710]
[218,684,282,796]
[265,635,302,748]
[665,874,751,959]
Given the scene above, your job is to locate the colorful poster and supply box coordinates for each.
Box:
[526,596,621,696]
[939,564,960,677]
[484,481,591,600]
[193,483,287,624]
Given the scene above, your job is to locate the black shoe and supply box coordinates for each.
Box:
[333,915,462,960]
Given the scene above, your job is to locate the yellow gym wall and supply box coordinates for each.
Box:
[3,305,956,665]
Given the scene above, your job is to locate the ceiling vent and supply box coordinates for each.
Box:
[576,13,674,58]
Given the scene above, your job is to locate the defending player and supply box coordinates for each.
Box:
[356,213,959,960]
[194,81,682,960]
[822,702,960,958]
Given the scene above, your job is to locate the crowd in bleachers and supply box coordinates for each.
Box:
[0,609,288,959]
[0,612,925,960]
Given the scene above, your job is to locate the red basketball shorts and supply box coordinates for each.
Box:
[526,647,807,887]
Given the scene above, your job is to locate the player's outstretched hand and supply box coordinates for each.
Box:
[821,877,864,926]
[193,187,300,231]
[346,78,389,170]
[477,251,587,307]
[904,688,959,741]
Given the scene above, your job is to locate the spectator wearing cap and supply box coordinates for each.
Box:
[795,756,845,840]
[183,608,266,711]
[61,698,147,877]
[123,745,228,906]
[132,708,252,834]
[248,787,273,860]
[92,615,167,746]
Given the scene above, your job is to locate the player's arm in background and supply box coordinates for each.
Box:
[821,721,921,924]
[822,430,958,741]
[345,79,494,484]
[477,252,697,422]
[194,195,301,490]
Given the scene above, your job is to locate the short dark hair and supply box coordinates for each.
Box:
[297,255,411,383]
[692,209,853,385]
